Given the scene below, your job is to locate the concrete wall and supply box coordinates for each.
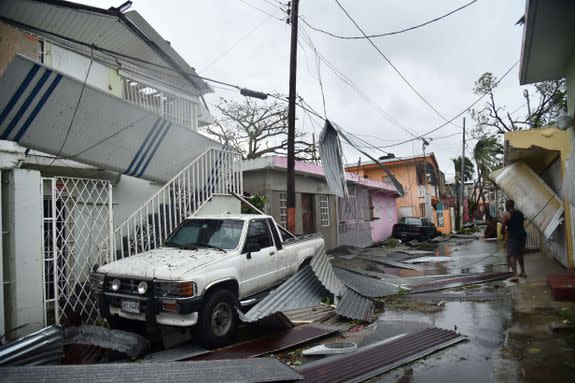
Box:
[49,44,122,97]
[2,169,43,339]
[0,22,39,76]
[243,169,339,250]
[112,175,163,227]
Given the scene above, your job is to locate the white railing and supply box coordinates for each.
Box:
[113,147,242,259]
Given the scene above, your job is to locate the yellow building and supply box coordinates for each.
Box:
[502,0,575,269]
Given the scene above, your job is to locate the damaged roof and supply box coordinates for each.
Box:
[0,0,211,95]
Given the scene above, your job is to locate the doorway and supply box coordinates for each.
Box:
[301,193,315,234]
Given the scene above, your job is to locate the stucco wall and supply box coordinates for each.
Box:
[243,169,339,249]
[112,175,162,226]
[0,22,39,76]
[370,191,398,242]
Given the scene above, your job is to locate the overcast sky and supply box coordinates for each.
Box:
[80,0,529,180]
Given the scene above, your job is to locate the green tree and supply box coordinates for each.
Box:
[471,136,503,219]
[471,72,567,135]
[452,156,474,183]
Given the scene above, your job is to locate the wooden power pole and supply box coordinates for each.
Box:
[286,0,299,234]
[459,117,466,230]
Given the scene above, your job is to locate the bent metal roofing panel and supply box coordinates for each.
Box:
[0,56,222,183]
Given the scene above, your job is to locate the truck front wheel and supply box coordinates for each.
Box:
[195,289,238,347]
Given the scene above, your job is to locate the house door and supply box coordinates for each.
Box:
[301,194,315,234]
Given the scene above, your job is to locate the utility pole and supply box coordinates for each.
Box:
[459,117,466,230]
[286,0,299,234]
[421,138,431,219]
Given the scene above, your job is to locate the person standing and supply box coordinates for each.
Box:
[500,199,527,282]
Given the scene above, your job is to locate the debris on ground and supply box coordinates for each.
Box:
[64,325,150,361]
[302,342,357,356]
[0,325,63,366]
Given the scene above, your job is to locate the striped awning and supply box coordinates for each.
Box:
[0,55,221,183]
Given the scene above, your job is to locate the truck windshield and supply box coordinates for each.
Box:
[164,219,244,250]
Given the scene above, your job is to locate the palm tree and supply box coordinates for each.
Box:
[472,136,503,219]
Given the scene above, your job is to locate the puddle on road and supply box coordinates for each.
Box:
[367,296,520,383]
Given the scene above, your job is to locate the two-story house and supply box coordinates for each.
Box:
[0,0,242,338]
[346,153,453,234]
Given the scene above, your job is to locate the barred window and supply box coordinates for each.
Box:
[320,195,330,227]
[279,193,287,227]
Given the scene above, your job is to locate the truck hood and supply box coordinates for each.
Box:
[97,247,228,280]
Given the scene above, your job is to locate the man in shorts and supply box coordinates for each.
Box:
[500,199,527,282]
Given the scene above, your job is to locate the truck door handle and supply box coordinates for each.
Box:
[270,252,275,255]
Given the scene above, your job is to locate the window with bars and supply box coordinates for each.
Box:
[320,195,330,227]
[121,77,197,130]
[279,193,287,227]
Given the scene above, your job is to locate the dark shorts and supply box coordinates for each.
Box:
[507,237,526,258]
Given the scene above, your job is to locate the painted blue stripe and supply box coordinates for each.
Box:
[129,119,167,176]
[14,74,62,142]
[137,122,171,178]
[0,64,41,139]
[124,118,162,175]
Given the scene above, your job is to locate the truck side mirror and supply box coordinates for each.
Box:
[246,242,261,253]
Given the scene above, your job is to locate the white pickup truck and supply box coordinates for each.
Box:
[91,214,323,346]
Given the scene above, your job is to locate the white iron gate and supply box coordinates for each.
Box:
[42,177,113,325]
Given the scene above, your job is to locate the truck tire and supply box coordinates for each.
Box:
[196,289,238,348]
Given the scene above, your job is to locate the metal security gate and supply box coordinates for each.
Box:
[42,177,113,325]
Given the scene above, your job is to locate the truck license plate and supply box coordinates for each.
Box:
[121,300,140,313]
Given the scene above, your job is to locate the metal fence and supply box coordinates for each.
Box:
[42,177,113,325]
[114,147,242,259]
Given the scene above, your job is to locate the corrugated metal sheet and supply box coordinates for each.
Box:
[0,359,303,383]
[0,326,63,366]
[335,288,374,322]
[141,343,209,363]
[357,254,424,271]
[193,324,338,361]
[310,242,345,296]
[297,327,466,383]
[283,233,322,246]
[0,56,221,183]
[408,272,513,293]
[283,305,335,323]
[563,142,575,206]
[490,161,564,238]
[63,326,149,360]
[0,0,209,94]
[333,267,401,298]
[318,120,349,198]
[242,266,329,323]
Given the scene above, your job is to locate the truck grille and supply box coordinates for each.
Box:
[107,277,149,295]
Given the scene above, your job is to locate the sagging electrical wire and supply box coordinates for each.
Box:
[300,0,479,39]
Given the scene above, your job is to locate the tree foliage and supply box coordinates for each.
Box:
[452,155,474,182]
[471,72,567,136]
[203,97,318,161]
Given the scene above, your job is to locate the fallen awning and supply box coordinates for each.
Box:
[0,56,222,183]
[490,161,564,238]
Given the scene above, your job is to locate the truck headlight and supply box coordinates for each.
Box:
[137,281,148,295]
[155,281,196,297]
[111,279,121,291]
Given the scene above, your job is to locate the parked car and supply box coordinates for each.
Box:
[90,214,323,347]
[392,217,437,241]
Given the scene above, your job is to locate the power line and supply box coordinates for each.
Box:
[298,25,421,140]
[333,0,458,128]
[201,10,281,72]
[237,0,285,21]
[377,61,520,149]
[300,0,479,39]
